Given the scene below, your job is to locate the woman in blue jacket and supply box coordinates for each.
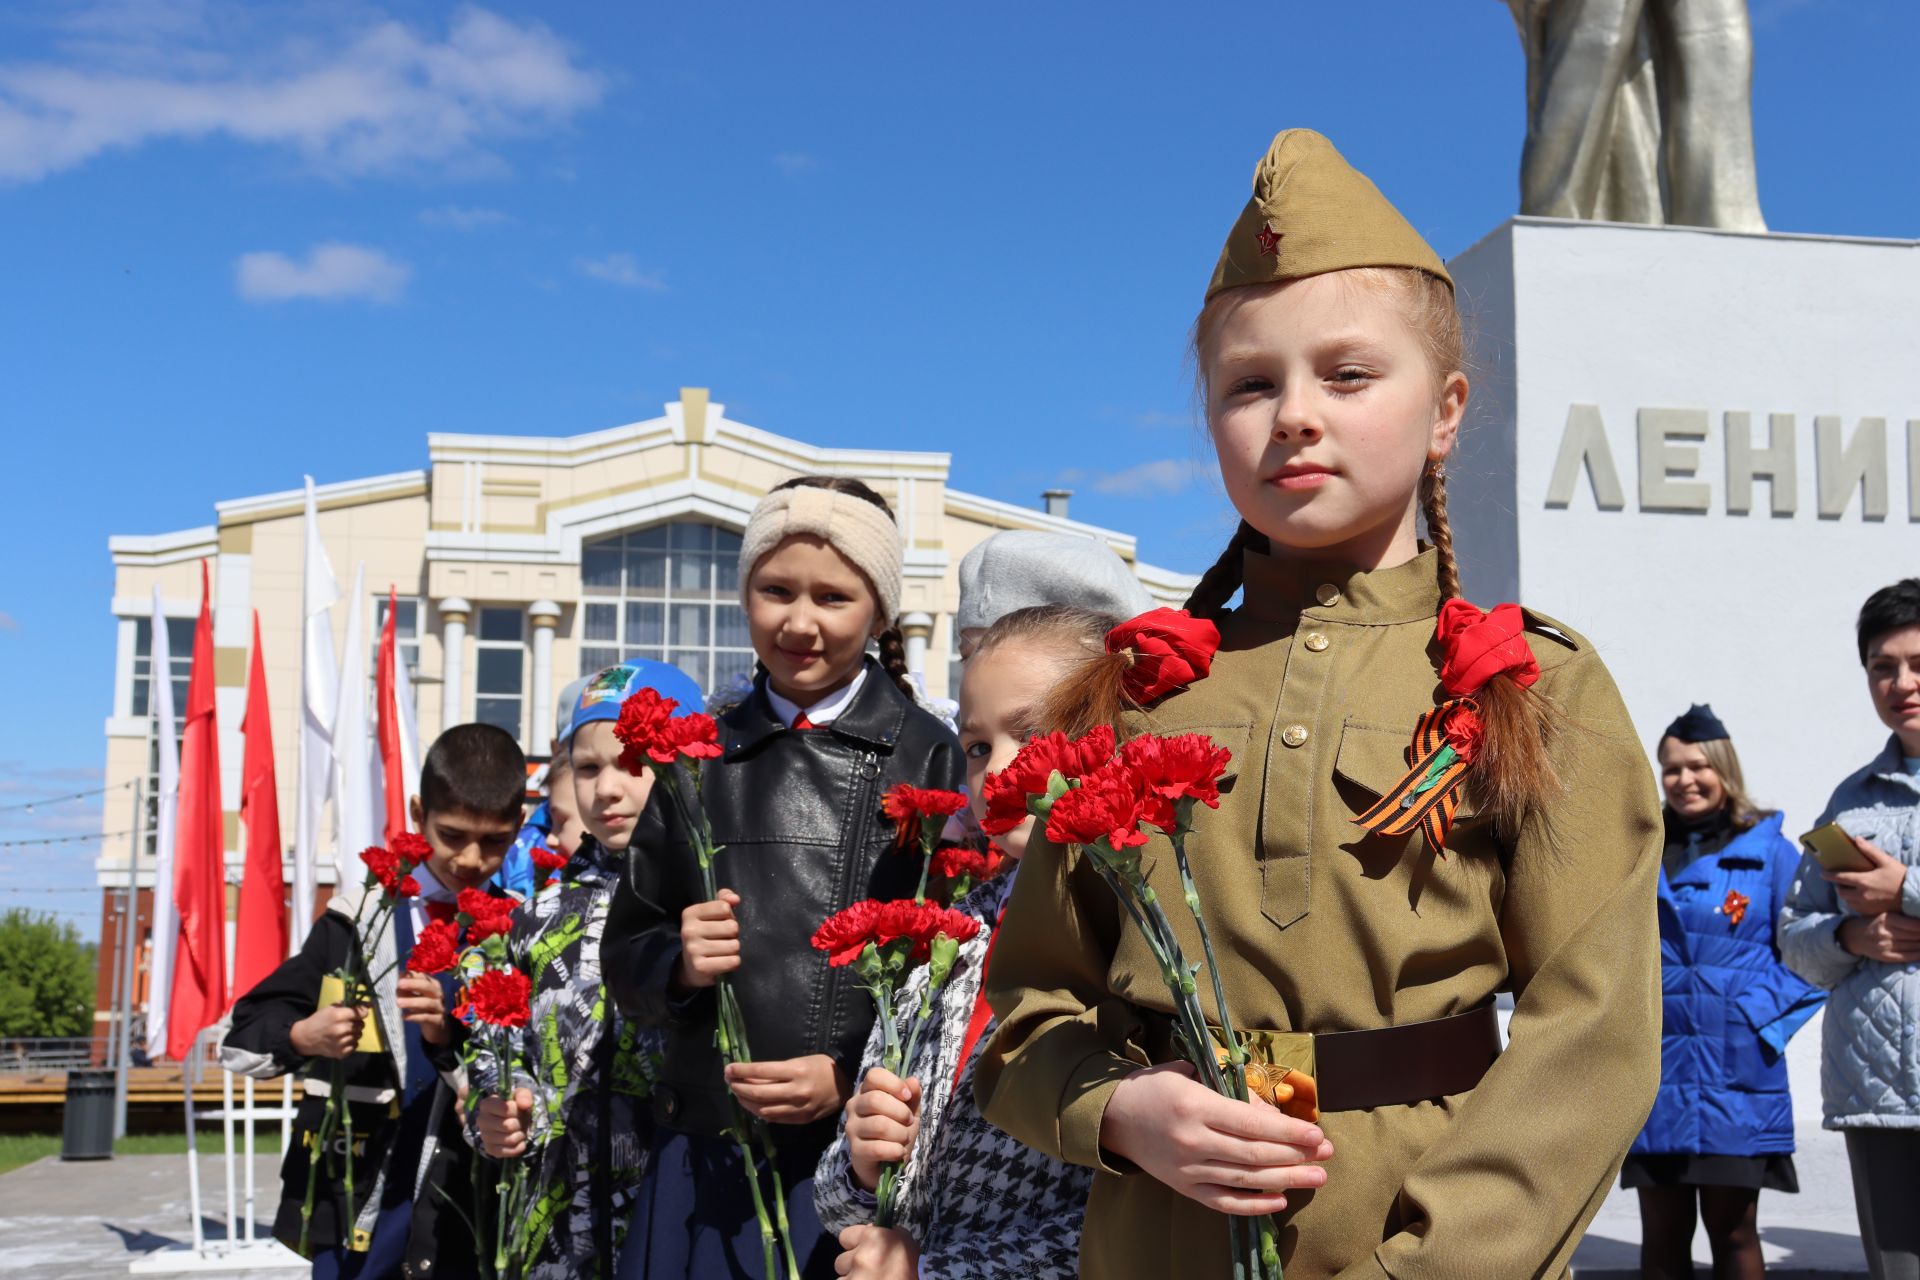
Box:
[1627,705,1826,1280]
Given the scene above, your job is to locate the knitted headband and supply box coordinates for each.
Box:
[737,485,903,623]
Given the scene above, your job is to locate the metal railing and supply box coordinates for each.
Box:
[0,1037,116,1074]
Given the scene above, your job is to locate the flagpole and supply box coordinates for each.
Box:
[114,776,144,1140]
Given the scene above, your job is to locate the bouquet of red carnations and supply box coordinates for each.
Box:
[812,783,981,1225]
[613,688,805,1278]
[983,725,1286,1280]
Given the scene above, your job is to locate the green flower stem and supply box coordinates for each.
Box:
[758,1120,803,1279]
[913,827,935,905]
[1083,838,1279,1280]
[1169,826,1247,1095]
[339,1058,357,1249]
[653,759,790,1277]
[295,1056,344,1256]
[727,1114,779,1279]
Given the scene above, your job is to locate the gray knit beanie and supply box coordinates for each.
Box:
[956,530,1155,634]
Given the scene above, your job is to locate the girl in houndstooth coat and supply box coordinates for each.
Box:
[815,606,1105,1279]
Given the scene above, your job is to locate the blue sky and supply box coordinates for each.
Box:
[2,0,1914,930]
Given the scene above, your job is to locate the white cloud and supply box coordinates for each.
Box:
[235,242,411,304]
[0,5,605,183]
[419,204,511,229]
[772,151,817,176]
[1064,458,1213,497]
[575,252,666,291]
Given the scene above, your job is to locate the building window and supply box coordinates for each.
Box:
[131,619,194,858]
[579,522,754,694]
[474,607,526,742]
[372,595,423,686]
[131,618,195,719]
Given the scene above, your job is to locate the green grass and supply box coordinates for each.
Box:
[0,1129,284,1176]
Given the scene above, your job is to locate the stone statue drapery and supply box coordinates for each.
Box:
[1506,0,1766,230]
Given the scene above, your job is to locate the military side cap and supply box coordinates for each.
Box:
[1206,129,1451,301]
[1663,703,1730,744]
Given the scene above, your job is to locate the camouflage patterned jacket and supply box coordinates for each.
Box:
[463,836,661,1279]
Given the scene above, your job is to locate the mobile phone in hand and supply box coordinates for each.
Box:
[1801,823,1872,873]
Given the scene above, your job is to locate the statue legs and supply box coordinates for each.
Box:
[1647,0,1767,231]
[1512,0,1659,222]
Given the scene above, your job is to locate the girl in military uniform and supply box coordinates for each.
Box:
[975,129,1664,1279]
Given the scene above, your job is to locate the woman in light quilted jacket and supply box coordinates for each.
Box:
[1780,578,1920,1280]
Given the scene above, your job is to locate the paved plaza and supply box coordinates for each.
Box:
[0,1014,1870,1278]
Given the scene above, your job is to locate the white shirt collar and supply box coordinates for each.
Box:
[764,665,869,729]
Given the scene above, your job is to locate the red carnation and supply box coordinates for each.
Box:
[876,899,981,962]
[389,832,432,864]
[1436,599,1540,697]
[1107,609,1221,705]
[1119,733,1234,831]
[810,899,889,967]
[395,874,420,899]
[662,713,723,761]
[1045,761,1151,850]
[931,843,1001,883]
[461,968,532,1028]
[466,915,508,943]
[613,687,680,765]
[1442,705,1485,763]
[360,846,400,891]
[979,725,1118,836]
[530,845,569,883]
[406,919,461,974]
[882,784,969,847]
[457,888,513,922]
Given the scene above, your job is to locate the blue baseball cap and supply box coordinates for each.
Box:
[561,660,707,746]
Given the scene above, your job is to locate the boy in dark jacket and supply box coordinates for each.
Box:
[221,723,526,1279]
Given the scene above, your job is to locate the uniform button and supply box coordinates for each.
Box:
[1281,724,1310,748]
[1315,584,1341,607]
[1303,632,1329,652]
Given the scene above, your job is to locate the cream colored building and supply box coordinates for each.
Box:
[94,390,1192,1010]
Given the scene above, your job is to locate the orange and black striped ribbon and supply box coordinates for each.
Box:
[1353,699,1474,853]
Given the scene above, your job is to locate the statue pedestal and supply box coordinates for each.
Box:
[1447,216,1919,828]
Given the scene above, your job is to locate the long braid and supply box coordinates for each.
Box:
[1422,460,1559,832]
[875,625,917,700]
[1421,464,1463,601]
[1183,520,1261,617]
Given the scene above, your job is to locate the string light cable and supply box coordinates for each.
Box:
[0,777,138,815]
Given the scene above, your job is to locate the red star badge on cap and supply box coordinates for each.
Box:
[1256,223,1283,256]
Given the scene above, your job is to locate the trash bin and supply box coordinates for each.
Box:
[61,1068,116,1160]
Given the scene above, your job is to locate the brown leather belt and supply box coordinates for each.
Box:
[1315,1004,1502,1112]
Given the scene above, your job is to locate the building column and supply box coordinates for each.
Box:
[529,600,561,750]
[899,612,934,678]
[439,597,471,735]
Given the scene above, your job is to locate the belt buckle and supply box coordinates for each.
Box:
[1210,1026,1320,1120]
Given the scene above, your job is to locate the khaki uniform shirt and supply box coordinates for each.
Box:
[976,548,1662,1279]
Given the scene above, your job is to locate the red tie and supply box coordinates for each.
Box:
[791,713,817,731]
[952,914,1005,1095]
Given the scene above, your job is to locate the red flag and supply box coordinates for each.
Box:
[234,610,287,995]
[168,561,227,1060]
[376,588,407,845]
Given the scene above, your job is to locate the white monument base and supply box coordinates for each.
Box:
[1448,216,1920,829]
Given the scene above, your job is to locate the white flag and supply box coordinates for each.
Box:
[295,477,340,946]
[144,586,181,1056]
[332,564,378,886]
